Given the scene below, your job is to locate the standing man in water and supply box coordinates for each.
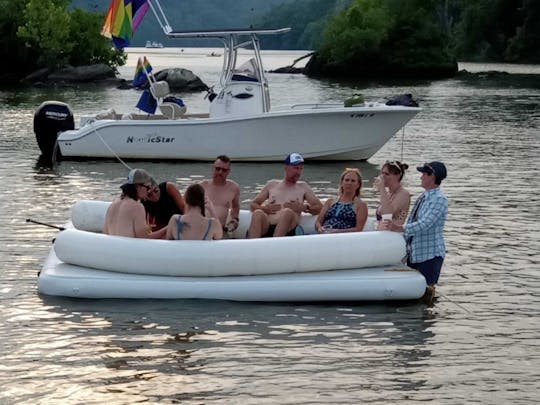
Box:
[201,155,241,233]
[248,153,322,238]
[382,161,448,300]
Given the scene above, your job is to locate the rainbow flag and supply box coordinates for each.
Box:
[133,56,153,87]
[101,0,150,50]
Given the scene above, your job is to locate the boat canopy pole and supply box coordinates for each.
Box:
[147,0,172,35]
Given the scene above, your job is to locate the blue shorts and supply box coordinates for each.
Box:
[408,256,444,285]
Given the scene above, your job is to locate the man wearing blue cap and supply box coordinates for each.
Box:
[382,161,448,299]
[248,153,322,238]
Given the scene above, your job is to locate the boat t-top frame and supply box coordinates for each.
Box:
[147,0,290,113]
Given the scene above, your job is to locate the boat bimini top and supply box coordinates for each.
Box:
[147,0,290,113]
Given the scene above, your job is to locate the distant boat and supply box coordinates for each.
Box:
[145,40,163,48]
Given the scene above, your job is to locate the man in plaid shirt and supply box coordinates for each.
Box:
[382,161,448,298]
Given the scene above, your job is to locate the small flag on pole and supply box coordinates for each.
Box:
[133,56,153,87]
[136,89,157,114]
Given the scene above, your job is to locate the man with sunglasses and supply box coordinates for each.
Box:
[381,161,448,300]
[200,155,241,234]
[104,168,167,239]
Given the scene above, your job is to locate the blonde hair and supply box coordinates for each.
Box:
[340,168,363,197]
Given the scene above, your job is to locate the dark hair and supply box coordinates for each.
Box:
[384,160,409,181]
[185,183,206,216]
[216,155,231,164]
[120,183,139,200]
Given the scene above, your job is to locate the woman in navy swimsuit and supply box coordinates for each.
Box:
[315,168,368,233]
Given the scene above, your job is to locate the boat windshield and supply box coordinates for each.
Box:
[232,58,260,82]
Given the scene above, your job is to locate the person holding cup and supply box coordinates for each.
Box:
[315,168,368,233]
[381,161,448,299]
[373,160,411,228]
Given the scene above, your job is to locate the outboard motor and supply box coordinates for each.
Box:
[33,101,74,160]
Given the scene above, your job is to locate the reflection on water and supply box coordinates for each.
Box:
[0,54,539,404]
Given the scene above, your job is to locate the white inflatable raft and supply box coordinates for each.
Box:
[37,200,426,301]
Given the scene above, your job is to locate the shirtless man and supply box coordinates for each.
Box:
[248,153,322,238]
[103,168,166,239]
[201,155,241,232]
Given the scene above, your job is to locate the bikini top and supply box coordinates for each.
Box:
[176,215,213,240]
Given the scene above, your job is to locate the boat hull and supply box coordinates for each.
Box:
[38,249,426,301]
[57,106,420,161]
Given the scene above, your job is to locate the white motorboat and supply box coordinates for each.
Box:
[33,0,421,162]
[37,200,426,301]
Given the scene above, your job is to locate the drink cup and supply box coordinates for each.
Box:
[322,224,333,233]
[381,214,392,221]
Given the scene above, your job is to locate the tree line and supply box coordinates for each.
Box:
[0,0,538,83]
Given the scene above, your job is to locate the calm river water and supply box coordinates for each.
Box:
[0,49,539,404]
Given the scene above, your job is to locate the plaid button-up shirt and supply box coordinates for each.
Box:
[403,187,448,263]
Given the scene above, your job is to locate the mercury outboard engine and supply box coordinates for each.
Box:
[33,101,74,160]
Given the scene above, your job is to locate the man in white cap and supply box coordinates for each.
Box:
[104,168,167,239]
[382,161,448,300]
[248,153,322,238]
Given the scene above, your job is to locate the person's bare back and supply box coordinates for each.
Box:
[104,197,149,238]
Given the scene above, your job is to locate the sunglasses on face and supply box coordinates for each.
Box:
[214,166,230,172]
[137,183,152,191]
[385,160,402,173]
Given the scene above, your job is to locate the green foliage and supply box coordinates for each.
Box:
[255,0,353,50]
[67,8,125,70]
[1,0,539,83]
[321,0,393,65]
[452,0,540,63]
[0,0,36,78]
[307,0,457,78]
[505,0,540,62]
[18,0,73,68]
[9,0,125,78]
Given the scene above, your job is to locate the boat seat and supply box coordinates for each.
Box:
[159,102,186,119]
[149,80,187,119]
[149,80,170,100]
